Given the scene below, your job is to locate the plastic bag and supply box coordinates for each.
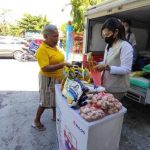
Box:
[62,78,84,107]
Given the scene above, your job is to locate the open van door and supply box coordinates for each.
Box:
[83,0,150,104]
[83,0,150,62]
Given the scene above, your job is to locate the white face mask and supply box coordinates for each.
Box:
[125,27,129,32]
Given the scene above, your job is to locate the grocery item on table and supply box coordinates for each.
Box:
[80,104,105,122]
[90,70,101,86]
[82,68,91,83]
[76,67,83,80]
[84,84,105,93]
[61,66,76,91]
[78,93,88,107]
[80,92,122,122]
[87,52,93,62]
[62,78,89,107]
[62,78,83,107]
[130,71,144,77]
[87,52,94,71]
[61,66,105,108]
[86,52,101,86]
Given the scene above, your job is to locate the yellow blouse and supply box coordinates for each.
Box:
[36,42,65,79]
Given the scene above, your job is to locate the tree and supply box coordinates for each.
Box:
[70,0,101,32]
[18,13,50,32]
[60,22,68,35]
[8,25,21,36]
[0,8,11,35]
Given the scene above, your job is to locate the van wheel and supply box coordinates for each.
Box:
[13,50,23,60]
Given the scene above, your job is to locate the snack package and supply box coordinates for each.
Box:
[76,67,83,80]
[62,78,84,107]
[87,52,94,71]
[90,70,101,86]
[82,68,91,83]
[68,67,76,79]
[63,66,76,79]
[87,52,93,61]
[84,84,105,93]
[63,66,69,78]
[85,52,101,86]
[78,93,88,107]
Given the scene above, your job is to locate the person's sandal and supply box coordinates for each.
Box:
[31,121,46,131]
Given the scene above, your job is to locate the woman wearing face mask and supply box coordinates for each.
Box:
[122,19,137,68]
[94,17,133,101]
[122,19,136,48]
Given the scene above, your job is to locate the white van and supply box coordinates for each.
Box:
[83,0,150,104]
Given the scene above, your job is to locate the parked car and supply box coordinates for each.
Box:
[0,36,27,58]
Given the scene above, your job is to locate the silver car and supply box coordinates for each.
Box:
[0,36,27,58]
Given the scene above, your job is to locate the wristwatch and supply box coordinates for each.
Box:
[105,65,110,71]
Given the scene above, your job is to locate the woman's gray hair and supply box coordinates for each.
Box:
[42,24,58,36]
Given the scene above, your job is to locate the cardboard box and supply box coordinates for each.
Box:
[55,84,126,150]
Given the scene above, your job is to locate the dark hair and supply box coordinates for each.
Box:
[122,19,132,33]
[101,17,126,40]
[122,19,131,26]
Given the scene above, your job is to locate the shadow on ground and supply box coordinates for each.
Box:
[0,91,58,150]
[119,97,150,150]
[1,90,150,150]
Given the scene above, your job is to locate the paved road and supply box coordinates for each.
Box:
[0,59,39,91]
[0,59,150,150]
[0,59,58,150]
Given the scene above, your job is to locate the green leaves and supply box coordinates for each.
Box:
[18,13,50,32]
[70,0,101,32]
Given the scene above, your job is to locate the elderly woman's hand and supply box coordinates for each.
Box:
[94,64,107,71]
[64,62,72,67]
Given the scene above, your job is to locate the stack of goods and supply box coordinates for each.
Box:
[61,66,122,122]
[142,64,150,73]
[61,66,105,107]
[80,92,122,122]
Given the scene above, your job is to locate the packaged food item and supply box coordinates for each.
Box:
[90,70,101,86]
[61,67,76,91]
[62,78,89,107]
[82,68,91,83]
[78,93,88,107]
[76,67,83,80]
[80,104,105,122]
[87,52,93,61]
[79,92,122,122]
[63,66,70,78]
[84,84,105,93]
[63,66,76,79]
[68,67,76,79]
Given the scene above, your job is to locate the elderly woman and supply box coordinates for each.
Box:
[94,17,133,101]
[32,24,71,131]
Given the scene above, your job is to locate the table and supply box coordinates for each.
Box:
[55,84,126,150]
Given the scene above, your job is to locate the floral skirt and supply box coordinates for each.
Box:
[39,74,61,108]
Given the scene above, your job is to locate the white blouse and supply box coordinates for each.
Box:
[100,40,133,75]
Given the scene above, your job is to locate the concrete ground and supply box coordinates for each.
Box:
[0,59,58,150]
[0,59,150,150]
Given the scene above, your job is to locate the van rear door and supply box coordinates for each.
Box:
[83,0,150,62]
